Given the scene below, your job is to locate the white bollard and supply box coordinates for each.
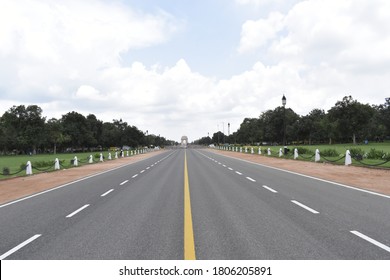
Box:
[240,147,242,153]
[115,152,118,159]
[258,148,261,155]
[54,158,60,170]
[251,147,254,154]
[279,148,283,157]
[268,148,271,156]
[315,149,320,162]
[245,147,248,153]
[26,161,33,175]
[74,156,78,166]
[108,153,112,160]
[100,153,104,162]
[294,148,299,160]
[127,151,129,157]
[345,150,352,166]
[131,151,133,156]
[89,155,93,163]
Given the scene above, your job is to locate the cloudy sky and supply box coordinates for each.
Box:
[1,0,389,142]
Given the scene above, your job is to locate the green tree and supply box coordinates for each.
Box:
[328,96,375,144]
[0,105,45,153]
[61,111,95,149]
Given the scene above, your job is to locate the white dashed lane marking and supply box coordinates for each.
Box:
[350,231,390,253]
[66,204,90,218]
[246,177,256,182]
[261,185,278,193]
[120,180,129,186]
[0,234,42,260]
[101,189,114,197]
[291,200,319,214]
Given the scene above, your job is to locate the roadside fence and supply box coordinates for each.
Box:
[214,145,390,168]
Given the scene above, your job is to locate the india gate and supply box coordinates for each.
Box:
[181,136,188,148]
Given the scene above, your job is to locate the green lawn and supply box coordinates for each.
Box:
[0,150,140,179]
[225,142,390,168]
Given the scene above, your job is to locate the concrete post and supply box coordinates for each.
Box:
[54,158,60,170]
[115,152,118,159]
[294,148,298,160]
[258,148,261,155]
[26,161,33,175]
[108,153,112,160]
[268,148,271,156]
[100,153,103,162]
[345,150,352,166]
[279,148,283,157]
[74,156,78,166]
[251,147,254,154]
[315,149,320,162]
[89,155,93,163]
[127,151,129,157]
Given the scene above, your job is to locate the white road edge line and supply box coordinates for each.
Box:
[120,180,129,185]
[350,230,390,253]
[246,177,256,182]
[291,200,319,214]
[228,167,233,171]
[140,170,145,173]
[0,234,41,260]
[101,189,114,197]
[235,171,243,175]
[146,167,150,170]
[132,174,138,178]
[66,204,90,218]
[262,185,278,193]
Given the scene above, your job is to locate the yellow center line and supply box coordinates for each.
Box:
[184,150,196,260]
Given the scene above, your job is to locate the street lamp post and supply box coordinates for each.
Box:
[282,95,287,152]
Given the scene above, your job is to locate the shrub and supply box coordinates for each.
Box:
[349,147,365,159]
[366,148,386,160]
[2,167,10,175]
[32,160,54,168]
[296,147,314,155]
[321,148,339,157]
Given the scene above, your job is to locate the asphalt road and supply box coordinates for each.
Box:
[0,148,389,259]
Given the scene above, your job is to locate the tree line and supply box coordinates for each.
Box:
[194,96,390,146]
[0,105,176,155]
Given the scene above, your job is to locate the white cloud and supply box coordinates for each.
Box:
[0,0,181,99]
[236,0,390,110]
[238,12,285,53]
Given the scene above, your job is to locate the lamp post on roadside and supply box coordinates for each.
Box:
[282,95,287,150]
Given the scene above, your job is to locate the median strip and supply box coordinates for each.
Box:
[184,151,196,260]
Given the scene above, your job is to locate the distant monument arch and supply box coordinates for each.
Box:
[181,136,188,148]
